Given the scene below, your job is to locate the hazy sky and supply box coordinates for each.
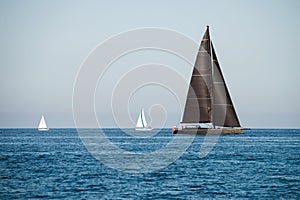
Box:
[0,0,299,128]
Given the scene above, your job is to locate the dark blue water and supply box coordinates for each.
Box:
[0,129,299,199]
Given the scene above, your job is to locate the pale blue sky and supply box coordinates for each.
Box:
[0,0,299,128]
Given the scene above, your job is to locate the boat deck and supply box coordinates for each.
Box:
[173,128,244,134]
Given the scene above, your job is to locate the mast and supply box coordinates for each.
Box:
[207,26,215,128]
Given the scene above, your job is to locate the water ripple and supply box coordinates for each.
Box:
[0,128,299,199]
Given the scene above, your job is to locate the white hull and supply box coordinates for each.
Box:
[135,127,153,131]
[38,128,49,131]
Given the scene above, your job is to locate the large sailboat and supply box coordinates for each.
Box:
[172,26,243,134]
[136,108,152,131]
[38,115,49,131]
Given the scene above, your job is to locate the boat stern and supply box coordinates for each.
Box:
[172,126,178,134]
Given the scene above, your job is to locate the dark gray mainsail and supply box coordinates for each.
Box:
[181,26,241,127]
[182,27,212,123]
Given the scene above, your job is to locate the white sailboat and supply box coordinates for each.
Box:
[135,108,152,131]
[38,115,49,131]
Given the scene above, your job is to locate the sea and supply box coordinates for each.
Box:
[0,128,299,199]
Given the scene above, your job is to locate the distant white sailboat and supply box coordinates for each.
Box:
[135,108,152,131]
[38,115,49,131]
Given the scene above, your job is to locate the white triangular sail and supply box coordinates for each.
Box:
[135,108,152,131]
[136,109,147,128]
[38,115,49,131]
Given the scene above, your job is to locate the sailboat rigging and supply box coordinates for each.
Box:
[172,26,244,134]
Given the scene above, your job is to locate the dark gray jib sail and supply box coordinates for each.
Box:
[182,26,241,127]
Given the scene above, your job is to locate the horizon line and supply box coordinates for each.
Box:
[0,127,300,129]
